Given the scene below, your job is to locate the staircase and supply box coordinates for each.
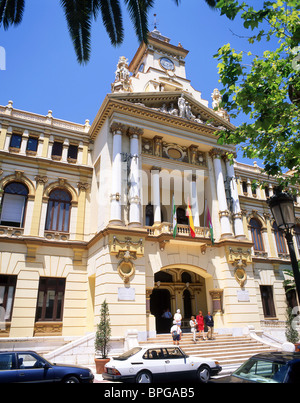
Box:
[141,333,278,375]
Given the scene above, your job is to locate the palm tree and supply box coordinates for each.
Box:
[0,0,218,64]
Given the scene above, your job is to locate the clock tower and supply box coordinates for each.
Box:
[127,28,208,107]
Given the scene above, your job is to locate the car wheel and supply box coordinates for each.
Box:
[63,376,80,383]
[135,370,152,383]
[197,365,210,383]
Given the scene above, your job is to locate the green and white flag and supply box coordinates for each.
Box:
[172,195,177,238]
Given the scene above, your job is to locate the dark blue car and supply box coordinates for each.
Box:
[0,350,94,383]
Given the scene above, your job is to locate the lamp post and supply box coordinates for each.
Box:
[267,191,300,303]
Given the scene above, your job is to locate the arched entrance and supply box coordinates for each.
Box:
[150,266,210,333]
[150,288,172,333]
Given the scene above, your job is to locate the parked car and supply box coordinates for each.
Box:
[209,352,300,383]
[0,350,94,383]
[102,345,222,383]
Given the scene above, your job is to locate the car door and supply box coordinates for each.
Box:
[0,353,18,383]
[16,352,54,383]
[163,347,190,380]
[142,348,167,380]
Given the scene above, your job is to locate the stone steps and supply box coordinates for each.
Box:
[141,333,277,374]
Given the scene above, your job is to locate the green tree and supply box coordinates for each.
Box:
[95,299,111,358]
[0,0,218,64]
[214,0,300,187]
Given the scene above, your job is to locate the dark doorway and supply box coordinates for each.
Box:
[183,289,192,319]
[150,289,171,334]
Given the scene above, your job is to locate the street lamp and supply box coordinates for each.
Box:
[267,191,300,303]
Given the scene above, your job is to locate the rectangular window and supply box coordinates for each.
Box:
[67,144,78,161]
[9,134,22,149]
[51,141,63,157]
[26,137,38,152]
[260,285,276,318]
[0,275,17,321]
[35,277,65,322]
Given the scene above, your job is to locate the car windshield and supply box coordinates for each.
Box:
[234,358,289,383]
[113,347,142,361]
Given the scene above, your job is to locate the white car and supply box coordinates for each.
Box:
[102,345,222,383]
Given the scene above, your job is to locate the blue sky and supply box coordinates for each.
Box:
[0,0,273,166]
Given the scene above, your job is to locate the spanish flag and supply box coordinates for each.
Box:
[186,200,195,238]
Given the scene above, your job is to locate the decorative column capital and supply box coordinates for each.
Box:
[77,182,90,192]
[128,126,143,138]
[35,175,48,185]
[209,148,224,159]
[110,122,126,135]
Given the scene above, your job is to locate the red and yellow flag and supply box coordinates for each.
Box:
[186,200,195,238]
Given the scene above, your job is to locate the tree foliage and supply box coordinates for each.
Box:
[95,299,111,358]
[214,0,300,188]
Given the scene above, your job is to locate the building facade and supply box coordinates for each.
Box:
[0,29,299,341]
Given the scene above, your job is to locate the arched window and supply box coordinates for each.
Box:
[0,182,28,227]
[273,222,287,254]
[181,272,192,283]
[45,189,71,232]
[250,218,264,251]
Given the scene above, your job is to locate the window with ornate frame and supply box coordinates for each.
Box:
[260,285,276,318]
[45,188,71,232]
[273,222,287,254]
[35,277,66,322]
[0,182,28,227]
[250,218,264,251]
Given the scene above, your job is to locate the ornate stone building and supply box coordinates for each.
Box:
[0,28,299,342]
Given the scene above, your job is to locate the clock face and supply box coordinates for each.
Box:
[160,57,174,71]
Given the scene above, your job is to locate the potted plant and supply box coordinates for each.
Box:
[94,299,111,374]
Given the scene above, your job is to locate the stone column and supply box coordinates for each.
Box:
[128,127,143,227]
[110,123,125,225]
[225,156,245,239]
[30,175,48,237]
[151,167,161,225]
[20,130,29,154]
[76,182,89,240]
[190,174,200,227]
[210,149,232,238]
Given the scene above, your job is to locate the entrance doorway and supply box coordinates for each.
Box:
[150,267,208,333]
[150,288,172,334]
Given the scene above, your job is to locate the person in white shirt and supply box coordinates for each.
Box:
[189,316,198,343]
[173,309,182,327]
[170,321,182,345]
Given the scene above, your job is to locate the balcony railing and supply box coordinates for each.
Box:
[145,222,210,238]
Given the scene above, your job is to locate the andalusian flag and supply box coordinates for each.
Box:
[186,199,195,238]
[206,206,214,245]
[172,195,177,238]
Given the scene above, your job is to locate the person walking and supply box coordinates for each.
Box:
[196,310,206,340]
[205,311,214,340]
[170,321,182,345]
[189,316,198,343]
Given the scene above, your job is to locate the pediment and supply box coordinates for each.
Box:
[89,91,234,140]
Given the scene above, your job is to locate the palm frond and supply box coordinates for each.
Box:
[124,0,154,44]
[98,0,124,46]
[0,0,25,30]
[60,0,92,64]
[204,0,218,8]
